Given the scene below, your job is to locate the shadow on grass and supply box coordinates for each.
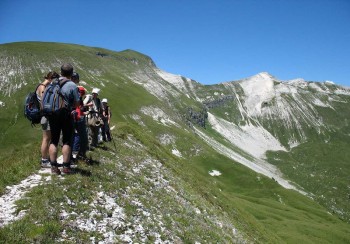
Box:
[87,156,100,165]
[73,168,92,177]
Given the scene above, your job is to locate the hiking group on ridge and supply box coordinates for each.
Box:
[24,63,112,175]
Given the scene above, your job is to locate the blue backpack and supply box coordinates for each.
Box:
[24,84,44,125]
[41,78,69,116]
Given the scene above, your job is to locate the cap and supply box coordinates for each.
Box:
[102,98,108,103]
[92,88,100,95]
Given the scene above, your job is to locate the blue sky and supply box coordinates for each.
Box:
[0,0,349,86]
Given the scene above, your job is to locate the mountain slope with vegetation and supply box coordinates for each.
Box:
[0,42,349,243]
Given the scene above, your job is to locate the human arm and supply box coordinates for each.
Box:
[83,95,93,108]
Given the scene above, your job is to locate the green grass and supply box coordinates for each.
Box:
[1,42,350,243]
[267,137,350,222]
[0,145,40,194]
[116,123,350,243]
[0,121,349,243]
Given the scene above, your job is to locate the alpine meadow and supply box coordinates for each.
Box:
[0,42,349,243]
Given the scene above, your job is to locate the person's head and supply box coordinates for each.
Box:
[78,86,86,97]
[102,98,108,105]
[71,72,80,83]
[44,71,59,80]
[60,63,74,78]
[92,88,99,97]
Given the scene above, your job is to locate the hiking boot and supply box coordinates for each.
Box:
[61,163,75,175]
[62,167,75,174]
[51,166,61,175]
[50,161,61,175]
[41,159,51,168]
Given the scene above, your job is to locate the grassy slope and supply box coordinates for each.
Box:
[1,121,349,243]
[125,116,350,242]
[266,95,350,222]
[0,42,349,243]
[198,78,350,224]
[0,41,160,192]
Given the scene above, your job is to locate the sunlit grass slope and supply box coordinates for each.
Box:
[0,42,349,243]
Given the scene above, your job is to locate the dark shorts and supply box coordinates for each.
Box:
[48,109,74,146]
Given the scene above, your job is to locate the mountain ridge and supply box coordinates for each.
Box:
[0,41,349,242]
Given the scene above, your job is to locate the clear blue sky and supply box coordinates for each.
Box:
[1,0,349,86]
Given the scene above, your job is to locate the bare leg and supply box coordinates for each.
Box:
[41,130,51,159]
[62,144,71,163]
[49,144,58,163]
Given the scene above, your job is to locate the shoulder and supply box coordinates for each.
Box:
[67,80,77,87]
[85,94,92,100]
[83,94,92,103]
[62,80,77,90]
[61,81,78,98]
[37,83,45,90]
[36,83,46,94]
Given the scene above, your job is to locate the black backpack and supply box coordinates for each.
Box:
[24,84,43,125]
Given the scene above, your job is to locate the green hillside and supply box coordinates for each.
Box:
[0,42,349,243]
[192,74,350,223]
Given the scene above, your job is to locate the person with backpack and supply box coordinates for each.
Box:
[45,64,80,175]
[84,88,103,148]
[36,71,60,168]
[101,98,112,142]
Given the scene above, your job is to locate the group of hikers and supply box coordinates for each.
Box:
[35,63,112,175]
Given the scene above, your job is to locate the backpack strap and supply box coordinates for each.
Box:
[58,78,75,111]
[34,83,45,92]
[96,98,102,114]
[59,78,69,88]
[35,83,47,100]
[104,105,110,116]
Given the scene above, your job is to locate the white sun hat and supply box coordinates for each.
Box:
[102,98,108,103]
[92,88,100,95]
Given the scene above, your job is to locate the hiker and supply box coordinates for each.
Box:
[47,64,80,174]
[101,98,112,142]
[71,72,80,157]
[36,71,60,168]
[84,88,102,148]
[71,72,89,159]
